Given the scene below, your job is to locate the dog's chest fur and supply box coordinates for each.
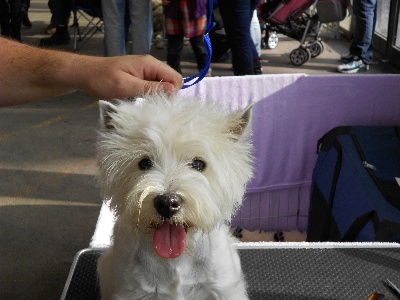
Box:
[100,222,243,299]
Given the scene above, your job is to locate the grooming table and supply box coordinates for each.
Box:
[61,244,400,300]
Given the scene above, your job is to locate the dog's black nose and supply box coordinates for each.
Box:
[154,193,182,219]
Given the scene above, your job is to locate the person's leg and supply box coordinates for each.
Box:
[167,34,184,74]
[129,0,152,54]
[250,9,261,57]
[39,0,71,46]
[21,0,31,27]
[124,0,130,44]
[349,0,377,64]
[219,0,255,75]
[0,0,11,37]
[189,35,208,72]
[338,0,377,73]
[250,1,262,74]
[46,0,57,33]
[101,0,126,56]
[9,0,22,41]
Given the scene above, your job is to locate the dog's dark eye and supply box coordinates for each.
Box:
[138,158,153,171]
[191,158,206,172]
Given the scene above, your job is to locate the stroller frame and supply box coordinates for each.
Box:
[261,0,324,66]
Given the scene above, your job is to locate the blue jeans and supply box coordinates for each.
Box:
[219,0,261,75]
[350,0,377,65]
[101,0,153,56]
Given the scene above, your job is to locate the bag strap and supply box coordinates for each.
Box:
[317,126,351,153]
[328,140,343,210]
[342,210,380,241]
[319,139,343,240]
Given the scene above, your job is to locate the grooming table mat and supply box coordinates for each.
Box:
[61,245,400,300]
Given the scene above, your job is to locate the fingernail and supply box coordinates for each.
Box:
[160,82,174,95]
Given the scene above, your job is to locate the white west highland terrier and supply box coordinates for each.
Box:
[97,93,254,300]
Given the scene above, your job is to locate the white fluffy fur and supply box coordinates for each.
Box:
[97,93,254,299]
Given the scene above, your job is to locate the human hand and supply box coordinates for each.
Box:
[0,38,183,106]
[77,54,183,100]
[162,0,170,5]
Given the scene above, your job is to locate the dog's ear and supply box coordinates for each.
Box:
[228,102,255,140]
[99,100,118,130]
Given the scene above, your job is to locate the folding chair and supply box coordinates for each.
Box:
[71,0,104,51]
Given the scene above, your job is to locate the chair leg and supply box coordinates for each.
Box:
[72,8,104,51]
[72,10,82,51]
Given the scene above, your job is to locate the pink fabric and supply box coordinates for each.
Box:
[270,0,313,24]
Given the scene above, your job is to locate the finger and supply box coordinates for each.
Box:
[142,81,178,95]
[154,71,183,92]
[142,57,183,90]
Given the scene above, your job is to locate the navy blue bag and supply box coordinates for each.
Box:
[307,126,400,242]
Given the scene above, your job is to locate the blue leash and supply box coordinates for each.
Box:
[181,0,215,89]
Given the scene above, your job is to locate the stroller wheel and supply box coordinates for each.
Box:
[265,32,278,49]
[308,41,324,58]
[290,47,310,66]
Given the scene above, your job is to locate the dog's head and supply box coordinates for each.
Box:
[97,94,254,258]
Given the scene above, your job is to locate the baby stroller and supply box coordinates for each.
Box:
[260,0,348,66]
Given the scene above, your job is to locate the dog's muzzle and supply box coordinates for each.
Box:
[152,193,187,259]
[154,193,182,219]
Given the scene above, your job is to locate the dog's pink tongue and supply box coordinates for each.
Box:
[153,222,186,259]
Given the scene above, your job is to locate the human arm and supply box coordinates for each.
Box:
[0,37,183,106]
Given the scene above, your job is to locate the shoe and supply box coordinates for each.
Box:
[212,50,230,63]
[254,57,263,75]
[206,68,212,77]
[45,24,57,35]
[39,26,70,46]
[22,11,32,28]
[154,35,165,49]
[11,35,22,42]
[340,53,356,63]
[337,59,369,74]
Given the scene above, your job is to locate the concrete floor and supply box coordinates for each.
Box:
[0,1,399,299]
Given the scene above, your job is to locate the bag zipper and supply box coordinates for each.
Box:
[363,161,377,171]
[351,133,386,196]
